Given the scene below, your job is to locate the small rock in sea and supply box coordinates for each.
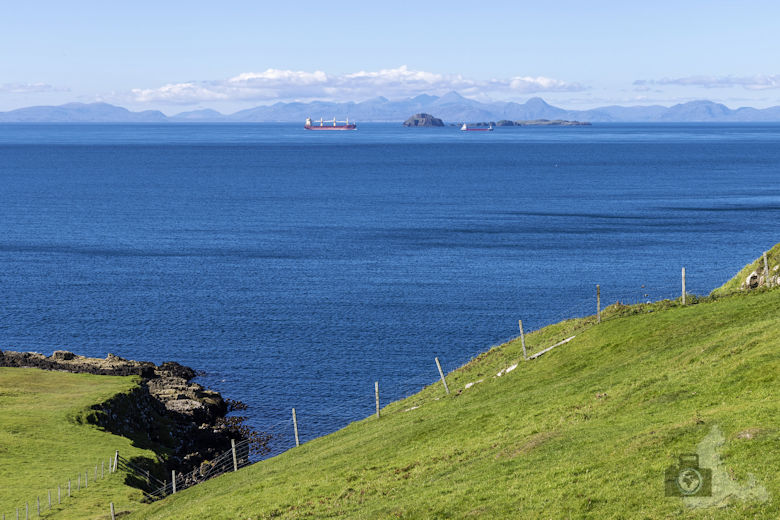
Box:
[402,113,444,127]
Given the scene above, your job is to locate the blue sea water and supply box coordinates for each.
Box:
[0,123,778,446]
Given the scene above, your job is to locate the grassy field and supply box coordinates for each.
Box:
[0,369,156,519]
[3,252,778,519]
[129,287,779,518]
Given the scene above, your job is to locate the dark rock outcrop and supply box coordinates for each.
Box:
[403,113,444,127]
[0,349,157,377]
[0,350,236,476]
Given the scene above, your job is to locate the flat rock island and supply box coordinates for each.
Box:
[495,119,591,126]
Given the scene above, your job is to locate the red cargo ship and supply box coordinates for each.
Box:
[305,117,357,130]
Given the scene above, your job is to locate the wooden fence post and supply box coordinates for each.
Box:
[48,489,51,509]
[95,464,98,481]
[114,450,119,473]
[110,502,116,520]
[375,381,380,418]
[102,461,104,479]
[597,285,601,323]
[434,357,449,395]
[172,470,176,494]
[519,319,527,360]
[77,474,80,491]
[231,439,238,472]
[682,267,686,305]
[764,252,770,286]
[58,485,61,504]
[292,408,300,447]
[85,470,88,488]
[68,478,71,496]
[36,497,39,517]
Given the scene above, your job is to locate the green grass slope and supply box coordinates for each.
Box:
[0,369,156,519]
[132,287,779,519]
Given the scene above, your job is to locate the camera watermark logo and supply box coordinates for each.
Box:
[664,425,769,509]
[664,454,712,497]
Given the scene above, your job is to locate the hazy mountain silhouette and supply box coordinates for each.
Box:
[0,102,167,122]
[3,96,780,122]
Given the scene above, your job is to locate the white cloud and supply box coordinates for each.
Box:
[130,66,586,105]
[635,75,780,90]
[0,82,68,94]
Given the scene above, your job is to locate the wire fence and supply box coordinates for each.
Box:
[2,452,120,520]
[4,272,708,514]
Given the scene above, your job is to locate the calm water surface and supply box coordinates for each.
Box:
[0,123,778,445]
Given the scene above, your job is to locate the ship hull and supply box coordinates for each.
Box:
[305,125,357,131]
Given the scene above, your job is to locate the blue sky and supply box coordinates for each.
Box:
[1,1,779,113]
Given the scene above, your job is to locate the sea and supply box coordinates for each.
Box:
[1,122,778,451]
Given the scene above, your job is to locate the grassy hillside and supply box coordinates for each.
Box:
[711,242,780,296]
[0,369,156,519]
[130,287,779,518]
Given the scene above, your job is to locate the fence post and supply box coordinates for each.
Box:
[68,478,71,496]
[764,252,770,286]
[95,464,98,481]
[375,381,380,418]
[110,502,116,520]
[25,503,28,520]
[682,267,686,305]
[596,285,601,323]
[292,408,300,447]
[102,461,104,479]
[85,470,88,488]
[172,470,176,494]
[58,485,61,504]
[77,474,80,491]
[48,489,51,509]
[231,439,238,472]
[519,319,527,360]
[434,357,449,395]
[36,497,39,517]
[114,450,119,473]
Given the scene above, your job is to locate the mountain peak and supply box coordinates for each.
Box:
[411,94,439,103]
[524,97,551,108]
[437,91,467,103]
[362,96,389,104]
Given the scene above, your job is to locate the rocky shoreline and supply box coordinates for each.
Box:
[0,350,243,479]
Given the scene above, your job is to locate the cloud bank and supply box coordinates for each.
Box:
[635,75,780,90]
[130,66,586,104]
[0,82,68,94]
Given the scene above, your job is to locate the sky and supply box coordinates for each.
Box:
[2,0,780,114]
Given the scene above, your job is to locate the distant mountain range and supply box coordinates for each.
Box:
[3,93,780,123]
